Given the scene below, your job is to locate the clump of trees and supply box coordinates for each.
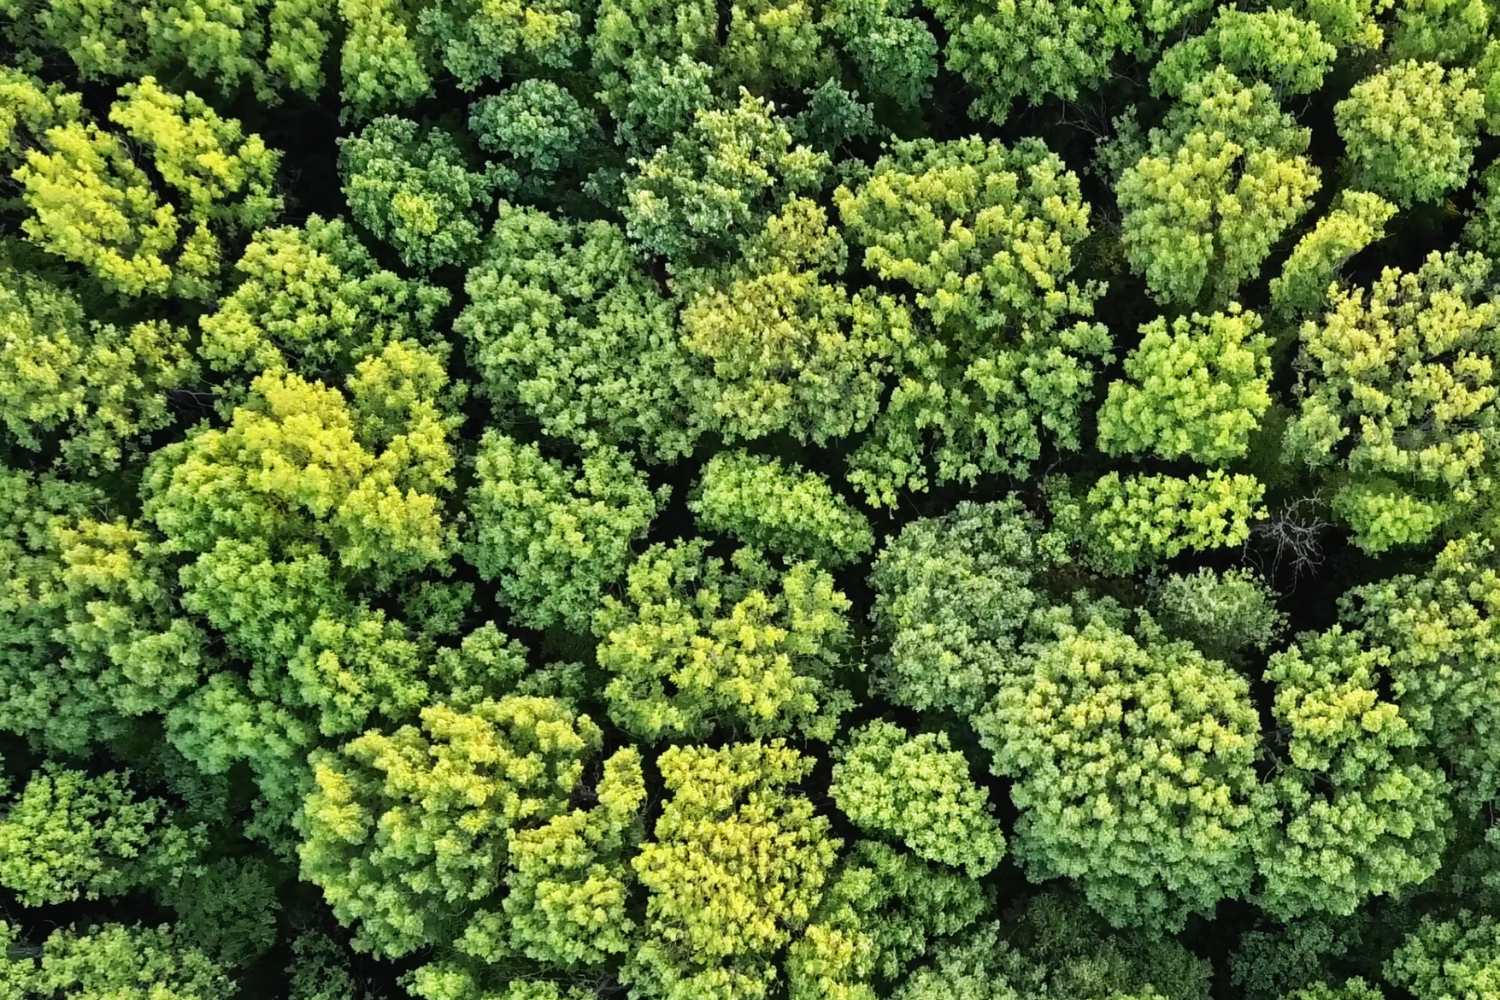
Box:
[5,5,1500,1000]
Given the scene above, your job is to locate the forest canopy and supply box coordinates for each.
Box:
[5,1,1500,999]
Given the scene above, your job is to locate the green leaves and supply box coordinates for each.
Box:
[1257,627,1451,918]
[339,116,498,271]
[466,431,667,631]
[832,720,1005,876]
[836,136,1110,501]
[1334,60,1484,207]
[626,740,838,1000]
[979,610,1263,931]
[296,696,603,958]
[1097,305,1272,463]
[593,542,853,742]
[691,450,874,568]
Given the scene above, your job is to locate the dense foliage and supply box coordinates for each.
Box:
[5,1,1500,998]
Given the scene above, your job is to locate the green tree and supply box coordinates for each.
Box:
[296,696,604,958]
[0,468,208,753]
[977,609,1263,931]
[1256,627,1452,919]
[1096,305,1273,463]
[464,431,668,632]
[1151,9,1337,98]
[626,740,839,1000]
[467,81,601,201]
[677,197,900,445]
[0,265,198,471]
[1386,913,1500,1000]
[824,0,937,110]
[922,0,1168,124]
[1118,69,1319,307]
[1282,250,1500,553]
[592,542,853,742]
[1341,535,1500,811]
[787,842,989,1000]
[623,90,829,264]
[0,923,234,1000]
[1387,0,1489,65]
[0,766,204,906]
[1334,60,1484,207]
[867,498,1043,714]
[6,0,335,100]
[199,215,450,380]
[835,136,1111,503]
[454,203,702,461]
[1151,567,1287,664]
[1076,470,1267,576]
[339,116,499,271]
[831,720,1005,876]
[413,0,579,90]
[690,449,874,568]
[336,0,433,119]
[1269,191,1396,318]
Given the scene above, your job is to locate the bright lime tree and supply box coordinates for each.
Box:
[626,740,839,1000]
[593,542,853,742]
[1096,305,1273,463]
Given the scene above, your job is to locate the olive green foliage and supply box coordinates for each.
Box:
[0,922,235,1000]
[1386,913,1500,1000]
[0,468,208,753]
[690,450,874,567]
[1118,69,1320,307]
[1284,250,1500,553]
[339,116,498,271]
[832,720,1005,876]
[468,80,600,199]
[455,203,701,460]
[787,842,989,1000]
[1334,60,1484,207]
[336,0,432,120]
[1151,567,1286,663]
[0,766,204,906]
[1342,535,1500,810]
[624,90,829,264]
[1096,305,1273,463]
[0,265,197,471]
[296,696,604,958]
[867,499,1042,714]
[979,609,1263,931]
[626,741,838,1000]
[836,136,1111,503]
[678,197,900,445]
[1269,191,1396,317]
[465,431,668,630]
[1077,470,1267,575]
[1257,627,1452,918]
[199,215,450,379]
[593,541,853,741]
